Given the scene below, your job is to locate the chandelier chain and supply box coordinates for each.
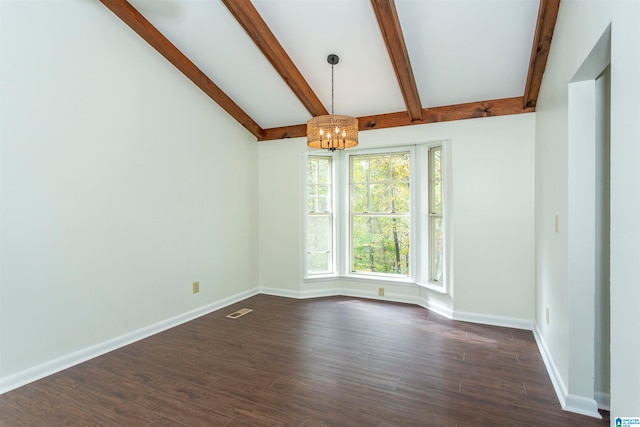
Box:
[331,63,334,115]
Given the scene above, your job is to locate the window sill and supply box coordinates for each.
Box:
[341,274,415,287]
[305,274,447,294]
[304,274,341,283]
[415,281,448,294]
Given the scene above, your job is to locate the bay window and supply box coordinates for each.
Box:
[304,142,449,290]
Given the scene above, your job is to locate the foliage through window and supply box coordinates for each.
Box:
[306,156,333,275]
[429,146,444,283]
[304,143,448,289]
[350,152,411,275]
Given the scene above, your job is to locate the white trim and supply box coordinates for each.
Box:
[263,285,420,306]
[340,273,415,287]
[532,325,602,419]
[303,275,341,283]
[0,288,259,395]
[338,287,416,305]
[533,325,569,409]
[416,294,454,319]
[453,310,534,330]
[415,281,448,294]
[594,391,610,411]
[562,26,611,419]
[303,153,338,278]
[564,394,602,419]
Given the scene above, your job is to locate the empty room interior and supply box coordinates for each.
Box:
[1,0,638,425]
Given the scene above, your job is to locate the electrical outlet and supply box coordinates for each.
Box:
[193,281,200,294]
[378,287,385,296]
[546,308,550,325]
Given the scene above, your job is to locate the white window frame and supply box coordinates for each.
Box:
[342,146,416,282]
[303,153,338,279]
[303,141,451,294]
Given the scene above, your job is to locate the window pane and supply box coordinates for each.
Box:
[390,183,410,213]
[318,157,330,184]
[308,252,331,274]
[352,184,368,212]
[352,216,410,275]
[307,158,318,183]
[430,147,442,214]
[317,185,330,212]
[350,151,411,277]
[308,214,332,275]
[430,216,444,283]
[369,184,391,213]
[428,145,444,284]
[391,153,410,181]
[351,157,369,184]
[307,156,333,276]
[308,216,331,252]
[307,185,317,213]
[369,155,390,182]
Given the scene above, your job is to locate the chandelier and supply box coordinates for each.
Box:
[307,54,358,152]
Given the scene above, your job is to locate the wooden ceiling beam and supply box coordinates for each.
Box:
[371,0,423,122]
[99,0,264,139]
[260,97,534,141]
[221,0,328,118]
[523,0,561,109]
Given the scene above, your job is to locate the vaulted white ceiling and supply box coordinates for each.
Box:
[104,0,558,140]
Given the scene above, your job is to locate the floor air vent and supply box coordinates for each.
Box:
[226,308,253,319]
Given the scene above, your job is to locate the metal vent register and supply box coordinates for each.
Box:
[226,308,253,319]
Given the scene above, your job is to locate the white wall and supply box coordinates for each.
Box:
[610,0,640,420]
[535,0,640,420]
[259,113,536,326]
[534,0,611,412]
[0,0,258,387]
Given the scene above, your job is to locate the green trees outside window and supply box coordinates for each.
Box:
[305,144,446,287]
[307,156,333,275]
[428,146,444,283]
[350,152,411,275]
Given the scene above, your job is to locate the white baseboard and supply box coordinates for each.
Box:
[416,295,454,319]
[259,286,306,299]
[263,285,427,307]
[565,394,602,418]
[595,391,610,411]
[0,287,259,395]
[453,310,534,330]
[337,287,418,305]
[533,325,569,409]
[533,325,602,419]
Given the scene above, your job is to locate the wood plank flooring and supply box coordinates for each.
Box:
[0,295,609,426]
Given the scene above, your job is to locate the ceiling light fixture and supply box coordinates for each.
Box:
[307,54,358,152]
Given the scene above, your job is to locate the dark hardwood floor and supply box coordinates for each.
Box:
[1,295,609,426]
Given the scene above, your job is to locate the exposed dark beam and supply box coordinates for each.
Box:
[371,0,423,122]
[523,0,561,109]
[221,0,328,118]
[260,97,534,141]
[99,0,264,139]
